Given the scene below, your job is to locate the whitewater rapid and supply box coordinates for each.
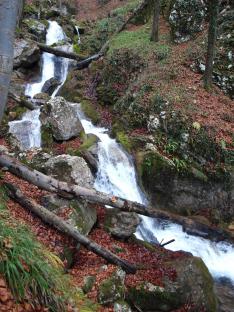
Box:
[76,107,234,284]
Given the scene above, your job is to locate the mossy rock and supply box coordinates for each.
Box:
[98,268,126,306]
[81,100,101,124]
[70,200,97,236]
[127,282,180,311]
[41,124,54,149]
[163,257,217,312]
[82,276,96,294]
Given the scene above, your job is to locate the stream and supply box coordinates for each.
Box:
[9,21,234,289]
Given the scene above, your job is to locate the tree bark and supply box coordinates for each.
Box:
[38,43,86,61]
[8,91,36,110]
[204,0,219,89]
[151,0,160,42]
[0,0,23,123]
[0,153,232,243]
[5,183,136,274]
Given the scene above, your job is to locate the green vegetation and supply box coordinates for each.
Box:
[81,100,100,124]
[0,186,97,311]
[116,131,132,152]
[108,26,171,60]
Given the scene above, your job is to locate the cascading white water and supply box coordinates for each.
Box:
[9,21,71,150]
[25,21,67,98]
[8,109,41,150]
[75,105,234,284]
[75,26,81,45]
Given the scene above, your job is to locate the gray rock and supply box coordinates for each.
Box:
[23,18,47,41]
[169,0,206,43]
[114,301,132,312]
[41,97,84,141]
[40,194,97,235]
[14,39,40,69]
[98,268,126,305]
[44,154,94,188]
[105,209,141,239]
[41,77,61,95]
[127,257,217,311]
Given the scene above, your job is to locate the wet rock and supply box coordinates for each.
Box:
[98,268,126,305]
[41,97,84,141]
[41,77,61,95]
[41,194,69,211]
[23,18,47,41]
[105,209,141,239]
[169,0,206,43]
[138,151,234,223]
[44,154,94,188]
[13,39,40,69]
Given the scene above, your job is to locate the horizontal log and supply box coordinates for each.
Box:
[8,92,36,110]
[5,182,136,274]
[38,43,86,61]
[0,153,233,243]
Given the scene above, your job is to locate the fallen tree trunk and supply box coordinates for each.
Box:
[38,43,86,61]
[76,53,102,70]
[8,92,36,110]
[0,153,233,243]
[5,182,136,274]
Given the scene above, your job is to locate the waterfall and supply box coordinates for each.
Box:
[75,26,81,45]
[75,105,234,284]
[25,21,68,98]
[9,21,71,150]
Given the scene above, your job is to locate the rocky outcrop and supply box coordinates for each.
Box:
[96,251,217,311]
[138,151,234,222]
[127,256,217,311]
[105,209,141,239]
[22,19,47,41]
[41,77,60,95]
[169,0,206,43]
[41,97,84,141]
[43,154,94,188]
[13,39,40,69]
[98,268,126,305]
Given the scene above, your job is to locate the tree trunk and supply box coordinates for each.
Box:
[204,0,219,89]
[151,0,160,42]
[5,183,136,274]
[0,153,232,243]
[38,43,87,61]
[8,92,36,110]
[0,0,23,123]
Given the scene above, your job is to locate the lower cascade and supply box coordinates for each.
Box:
[8,20,234,289]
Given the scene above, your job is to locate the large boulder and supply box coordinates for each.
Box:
[41,97,84,141]
[169,0,206,43]
[13,39,40,69]
[127,257,217,311]
[43,154,94,188]
[41,77,61,95]
[41,194,97,235]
